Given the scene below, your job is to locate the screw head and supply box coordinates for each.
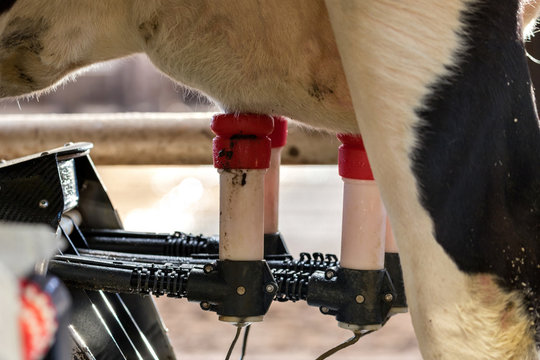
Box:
[325,269,336,279]
[384,293,394,303]
[355,295,365,304]
[236,286,246,296]
[200,301,211,310]
[64,142,74,147]
[39,199,49,209]
[265,283,276,293]
[40,151,49,156]
[320,306,330,314]
[203,263,214,274]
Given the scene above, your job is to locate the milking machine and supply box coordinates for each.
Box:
[0,114,407,359]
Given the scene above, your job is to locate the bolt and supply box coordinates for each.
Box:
[41,151,49,156]
[200,301,211,310]
[265,283,276,293]
[384,294,394,303]
[64,142,74,147]
[0,159,6,164]
[320,306,330,314]
[355,295,365,304]
[324,269,336,279]
[39,199,49,209]
[236,286,246,295]
[203,263,214,274]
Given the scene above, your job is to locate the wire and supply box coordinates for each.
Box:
[225,326,242,360]
[240,325,251,360]
[60,223,80,256]
[315,330,374,360]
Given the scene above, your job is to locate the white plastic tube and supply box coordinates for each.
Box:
[219,169,266,260]
[264,147,282,234]
[385,217,399,253]
[340,179,386,270]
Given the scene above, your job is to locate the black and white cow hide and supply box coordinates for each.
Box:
[0,1,539,358]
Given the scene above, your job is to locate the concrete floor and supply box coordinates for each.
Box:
[98,165,422,360]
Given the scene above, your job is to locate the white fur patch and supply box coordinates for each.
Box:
[0,1,138,98]
[140,0,357,131]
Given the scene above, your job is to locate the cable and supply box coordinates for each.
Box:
[315,330,374,360]
[240,325,251,360]
[225,326,242,360]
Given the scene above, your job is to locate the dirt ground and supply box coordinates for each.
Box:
[98,165,422,360]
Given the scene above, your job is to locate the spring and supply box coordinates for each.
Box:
[272,252,338,273]
[131,263,189,298]
[165,232,219,257]
[272,268,311,302]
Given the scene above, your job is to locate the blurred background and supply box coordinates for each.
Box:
[2,36,540,358]
[0,55,216,114]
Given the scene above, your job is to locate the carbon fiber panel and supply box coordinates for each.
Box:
[0,154,63,228]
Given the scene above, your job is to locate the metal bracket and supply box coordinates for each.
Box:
[186,260,277,324]
[307,267,396,331]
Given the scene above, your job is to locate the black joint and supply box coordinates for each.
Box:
[307,267,396,328]
[384,253,407,310]
[263,233,292,260]
[186,260,276,319]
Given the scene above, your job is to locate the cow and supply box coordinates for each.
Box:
[0,1,539,358]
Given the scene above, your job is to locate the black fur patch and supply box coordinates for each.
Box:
[0,0,16,15]
[412,0,540,333]
[1,17,48,54]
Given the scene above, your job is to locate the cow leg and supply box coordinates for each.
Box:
[326,0,539,358]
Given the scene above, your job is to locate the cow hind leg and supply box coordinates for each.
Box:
[326,0,540,358]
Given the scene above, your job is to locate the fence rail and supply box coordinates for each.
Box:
[0,113,339,165]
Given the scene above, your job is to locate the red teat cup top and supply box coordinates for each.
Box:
[337,133,374,180]
[268,116,288,148]
[212,113,274,169]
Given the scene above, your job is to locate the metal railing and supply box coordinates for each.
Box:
[0,112,339,165]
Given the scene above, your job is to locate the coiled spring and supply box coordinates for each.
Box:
[271,252,338,302]
[165,232,219,257]
[131,264,190,298]
[272,268,310,302]
[274,252,338,272]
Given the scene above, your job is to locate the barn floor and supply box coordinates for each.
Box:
[98,165,422,360]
